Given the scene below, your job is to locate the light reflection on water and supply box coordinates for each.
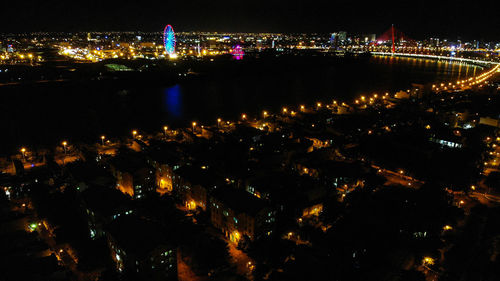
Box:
[164,84,182,118]
[0,56,487,153]
[160,56,483,125]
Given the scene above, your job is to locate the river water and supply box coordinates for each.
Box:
[0,54,482,154]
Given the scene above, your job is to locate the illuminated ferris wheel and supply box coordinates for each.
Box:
[163,25,176,56]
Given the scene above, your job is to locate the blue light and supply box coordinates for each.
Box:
[164,85,182,118]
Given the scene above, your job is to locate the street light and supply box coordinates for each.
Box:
[192,122,196,133]
[422,257,435,266]
[132,130,137,138]
[20,148,26,162]
[263,111,268,118]
[163,126,168,138]
[241,114,247,120]
[217,118,221,128]
[62,141,67,154]
[62,141,67,165]
[100,135,105,145]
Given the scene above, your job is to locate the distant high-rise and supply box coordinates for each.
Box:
[337,31,347,43]
[362,34,376,43]
[330,31,347,47]
[330,33,337,46]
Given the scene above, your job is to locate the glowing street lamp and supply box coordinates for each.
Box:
[300,105,305,111]
[132,130,137,138]
[101,135,105,145]
[263,111,268,118]
[422,257,435,266]
[192,122,197,133]
[62,141,68,165]
[217,118,221,128]
[458,200,464,207]
[241,114,247,120]
[20,147,26,162]
[62,141,68,154]
[231,230,241,243]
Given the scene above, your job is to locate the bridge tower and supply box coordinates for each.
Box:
[376,25,415,53]
[391,24,395,53]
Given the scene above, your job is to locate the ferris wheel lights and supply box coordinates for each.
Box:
[163,24,176,56]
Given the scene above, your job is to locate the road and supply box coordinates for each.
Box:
[372,165,424,188]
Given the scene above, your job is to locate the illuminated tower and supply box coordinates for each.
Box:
[391,24,395,53]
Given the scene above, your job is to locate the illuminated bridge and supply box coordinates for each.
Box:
[370,52,500,66]
[369,25,500,66]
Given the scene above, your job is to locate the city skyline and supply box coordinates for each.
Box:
[1,0,500,40]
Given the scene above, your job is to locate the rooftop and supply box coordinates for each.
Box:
[82,186,133,216]
[107,215,174,258]
[211,186,269,215]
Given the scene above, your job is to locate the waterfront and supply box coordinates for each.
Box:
[0,55,482,154]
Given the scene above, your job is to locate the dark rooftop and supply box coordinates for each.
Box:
[110,152,150,174]
[82,186,132,216]
[211,186,269,215]
[174,165,221,189]
[107,215,174,258]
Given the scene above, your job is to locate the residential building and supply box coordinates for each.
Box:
[106,216,177,280]
[210,187,275,242]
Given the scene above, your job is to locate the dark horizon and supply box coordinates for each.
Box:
[1,0,500,41]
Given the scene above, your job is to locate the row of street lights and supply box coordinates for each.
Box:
[123,101,331,142]
[20,141,68,164]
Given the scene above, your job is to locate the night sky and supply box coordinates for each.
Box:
[1,0,499,40]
